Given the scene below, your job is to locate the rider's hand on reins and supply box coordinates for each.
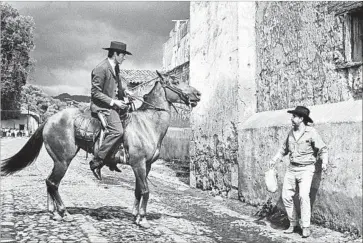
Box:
[113,100,128,109]
[125,91,135,102]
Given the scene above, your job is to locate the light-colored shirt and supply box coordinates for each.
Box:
[107,58,120,106]
[272,126,328,165]
[108,58,117,75]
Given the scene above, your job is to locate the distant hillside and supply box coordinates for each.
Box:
[53,93,90,103]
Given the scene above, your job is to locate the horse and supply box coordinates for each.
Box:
[1,71,201,228]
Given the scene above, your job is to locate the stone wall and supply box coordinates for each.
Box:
[160,127,191,161]
[189,1,363,235]
[255,1,362,112]
[239,100,362,234]
[189,2,249,196]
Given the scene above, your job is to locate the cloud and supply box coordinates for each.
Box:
[8,1,190,95]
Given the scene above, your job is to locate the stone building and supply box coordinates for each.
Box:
[160,20,192,162]
[187,1,362,235]
[1,109,40,134]
[163,20,190,72]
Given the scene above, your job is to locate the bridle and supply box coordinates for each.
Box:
[127,76,191,113]
[162,79,191,104]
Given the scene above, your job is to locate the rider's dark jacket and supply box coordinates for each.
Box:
[90,58,126,114]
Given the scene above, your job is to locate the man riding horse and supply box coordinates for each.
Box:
[1,64,201,226]
[89,41,132,180]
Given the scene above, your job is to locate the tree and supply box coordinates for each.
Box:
[1,3,35,119]
[20,84,83,123]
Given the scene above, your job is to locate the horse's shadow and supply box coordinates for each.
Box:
[67,206,162,222]
[13,206,162,222]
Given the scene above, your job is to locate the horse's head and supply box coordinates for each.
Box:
[156,71,201,108]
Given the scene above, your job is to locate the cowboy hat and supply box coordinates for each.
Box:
[287,106,313,123]
[103,41,132,55]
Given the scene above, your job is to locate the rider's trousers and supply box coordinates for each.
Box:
[95,109,123,162]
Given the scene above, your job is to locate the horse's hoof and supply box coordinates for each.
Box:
[63,212,74,222]
[139,217,151,228]
[134,215,141,225]
[47,200,55,212]
[153,228,162,236]
[51,213,62,221]
[47,205,55,213]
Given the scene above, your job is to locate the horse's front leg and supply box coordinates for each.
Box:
[132,163,151,228]
[139,163,152,228]
[138,187,150,228]
[132,187,141,223]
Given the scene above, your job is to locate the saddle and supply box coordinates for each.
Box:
[74,108,101,143]
[74,107,128,165]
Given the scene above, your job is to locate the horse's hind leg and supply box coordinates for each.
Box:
[45,161,73,220]
[43,123,79,220]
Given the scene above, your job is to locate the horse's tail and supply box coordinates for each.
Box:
[1,123,45,176]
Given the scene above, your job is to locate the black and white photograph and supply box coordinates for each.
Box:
[1,1,362,242]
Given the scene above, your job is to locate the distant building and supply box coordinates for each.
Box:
[120,69,158,88]
[119,69,158,109]
[1,109,40,133]
[162,19,190,71]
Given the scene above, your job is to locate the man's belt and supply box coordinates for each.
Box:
[291,162,313,167]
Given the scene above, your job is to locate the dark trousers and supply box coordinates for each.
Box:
[95,109,123,164]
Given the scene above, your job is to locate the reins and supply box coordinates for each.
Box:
[127,77,192,113]
[127,94,168,112]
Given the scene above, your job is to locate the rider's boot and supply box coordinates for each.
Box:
[105,148,123,173]
[89,157,103,180]
[108,164,122,172]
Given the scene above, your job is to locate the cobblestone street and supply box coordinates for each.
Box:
[1,138,361,243]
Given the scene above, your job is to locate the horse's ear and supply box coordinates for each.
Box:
[156,70,164,80]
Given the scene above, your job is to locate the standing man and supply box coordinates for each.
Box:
[89,41,132,180]
[269,106,328,238]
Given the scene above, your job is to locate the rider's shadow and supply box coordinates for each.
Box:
[67,206,162,222]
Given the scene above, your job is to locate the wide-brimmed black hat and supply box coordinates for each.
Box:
[103,41,132,55]
[287,106,313,123]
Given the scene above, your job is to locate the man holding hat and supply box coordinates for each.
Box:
[89,41,132,180]
[269,106,328,238]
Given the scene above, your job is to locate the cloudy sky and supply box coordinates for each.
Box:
[8,1,190,96]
